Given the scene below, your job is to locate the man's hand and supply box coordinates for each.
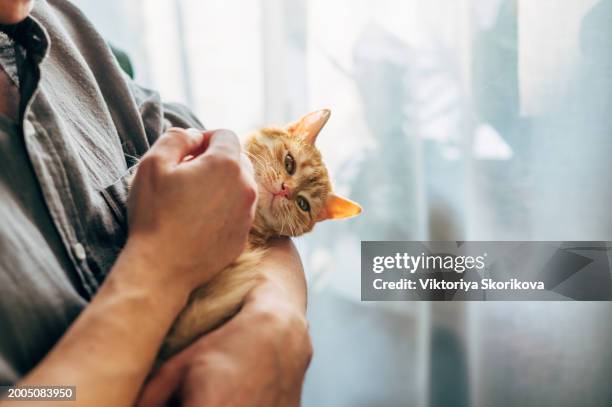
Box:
[126,128,257,296]
[138,239,312,407]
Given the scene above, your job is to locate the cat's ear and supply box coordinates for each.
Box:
[286,109,330,145]
[317,193,362,222]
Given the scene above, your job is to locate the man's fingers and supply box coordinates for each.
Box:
[187,129,214,158]
[137,360,186,407]
[198,128,241,162]
[137,342,207,407]
[152,128,208,166]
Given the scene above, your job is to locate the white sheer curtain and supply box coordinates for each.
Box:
[73,0,612,406]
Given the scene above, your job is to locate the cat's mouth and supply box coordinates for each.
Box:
[260,183,281,210]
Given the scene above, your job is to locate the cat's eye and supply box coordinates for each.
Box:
[296,196,310,212]
[284,153,296,175]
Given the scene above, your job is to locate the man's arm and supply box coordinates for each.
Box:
[1,128,257,407]
[139,238,312,407]
[251,237,308,312]
[10,247,189,407]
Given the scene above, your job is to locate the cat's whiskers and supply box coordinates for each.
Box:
[245,152,271,179]
[278,205,287,235]
[244,150,264,163]
[245,151,269,172]
[283,209,292,236]
[249,153,270,173]
[291,216,298,236]
[284,203,294,235]
[246,151,284,210]
[283,202,296,236]
[275,199,287,233]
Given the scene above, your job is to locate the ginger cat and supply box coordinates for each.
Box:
[159,109,361,359]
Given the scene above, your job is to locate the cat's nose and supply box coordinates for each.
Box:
[278,183,290,198]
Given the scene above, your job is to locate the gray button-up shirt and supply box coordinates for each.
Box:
[0,0,203,384]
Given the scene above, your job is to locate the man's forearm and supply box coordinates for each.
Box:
[7,244,189,407]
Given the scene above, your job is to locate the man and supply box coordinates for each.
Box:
[0,0,312,406]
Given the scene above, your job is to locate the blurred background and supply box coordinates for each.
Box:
[72,0,612,406]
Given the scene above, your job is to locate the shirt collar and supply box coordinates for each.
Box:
[0,13,49,64]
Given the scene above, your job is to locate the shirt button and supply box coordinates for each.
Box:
[73,243,87,261]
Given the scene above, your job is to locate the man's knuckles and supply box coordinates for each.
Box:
[203,153,241,175]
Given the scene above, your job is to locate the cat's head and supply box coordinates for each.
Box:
[245,109,361,237]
